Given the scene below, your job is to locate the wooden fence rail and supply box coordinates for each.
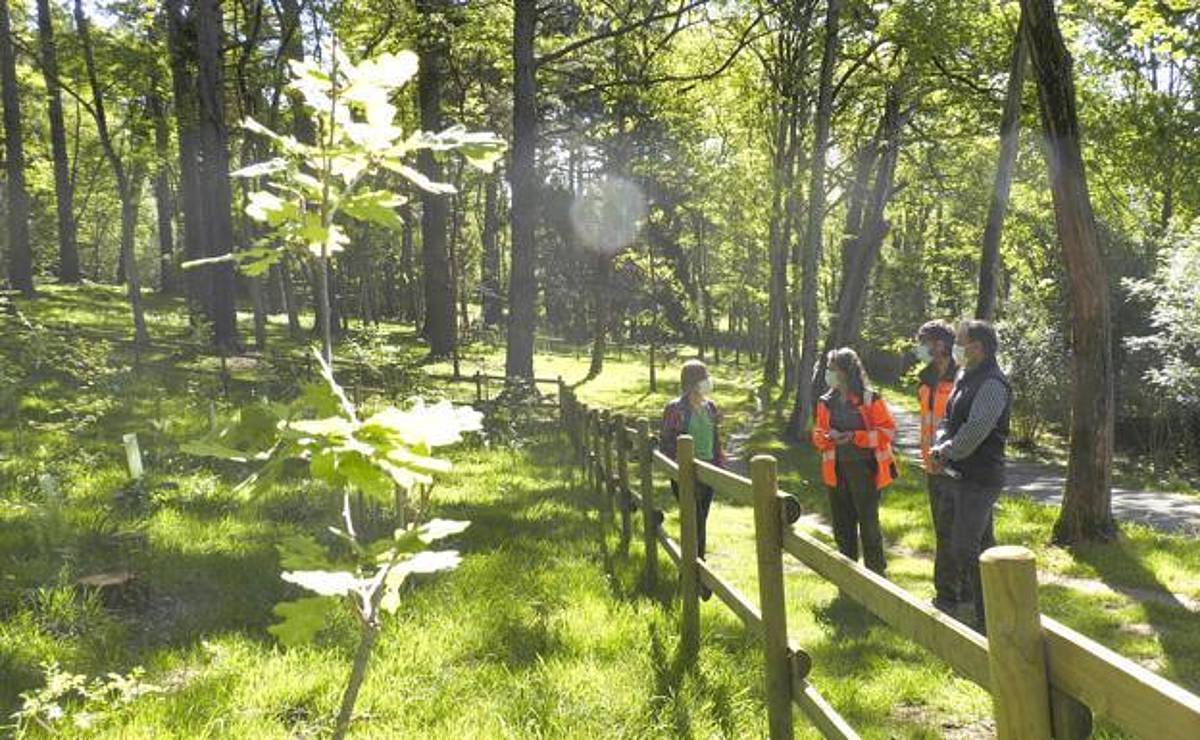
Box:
[558,383,1200,740]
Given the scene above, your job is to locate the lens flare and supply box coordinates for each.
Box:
[569,176,647,256]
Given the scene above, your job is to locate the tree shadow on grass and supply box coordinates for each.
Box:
[1072,539,1200,692]
[646,622,742,739]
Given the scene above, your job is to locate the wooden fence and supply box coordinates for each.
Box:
[558,385,1200,740]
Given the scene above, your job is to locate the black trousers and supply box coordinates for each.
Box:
[949,477,1001,629]
[670,481,715,558]
[828,456,886,575]
[928,475,996,605]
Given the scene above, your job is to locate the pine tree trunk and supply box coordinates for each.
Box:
[417,2,455,359]
[791,0,840,437]
[1,0,33,295]
[976,13,1026,321]
[506,0,538,380]
[36,0,80,284]
[1020,0,1116,544]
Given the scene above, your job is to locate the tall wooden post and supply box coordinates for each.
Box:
[637,417,658,591]
[615,413,632,554]
[600,410,614,519]
[752,455,793,739]
[980,546,1053,739]
[677,435,700,662]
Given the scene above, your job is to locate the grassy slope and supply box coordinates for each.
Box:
[1,286,1197,738]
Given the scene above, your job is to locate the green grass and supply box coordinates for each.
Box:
[2,285,1198,738]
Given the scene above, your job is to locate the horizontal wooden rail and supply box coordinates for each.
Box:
[1043,616,1200,740]
[657,525,682,566]
[695,459,753,500]
[652,450,679,479]
[793,680,861,740]
[697,559,762,634]
[780,526,992,689]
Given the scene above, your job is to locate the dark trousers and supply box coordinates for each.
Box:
[670,481,715,558]
[949,477,1001,629]
[828,456,886,575]
[928,475,996,606]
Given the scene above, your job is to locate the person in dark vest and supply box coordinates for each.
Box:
[812,348,897,576]
[930,320,1011,634]
[915,320,995,613]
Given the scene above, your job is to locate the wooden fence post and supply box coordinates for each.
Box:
[677,435,700,662]
[981,546,1054,740]
[587,409,599,494]
[601,410,615,519]
[637,417,658,591]
[615,413,632,554]
[751,454,793,740]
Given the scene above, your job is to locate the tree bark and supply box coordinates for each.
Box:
[417,1,455,359]
[506,0,538,380]
[976,13,1027,321]
[481,175,503,326]
[75,0,148,343]
[791,0,840,437]
[1020,0,1115,543]
[167,0,208,315]
[1,0,33,295]
[36,0,80,284]
[194,0,239,351]
[148,83,176,294]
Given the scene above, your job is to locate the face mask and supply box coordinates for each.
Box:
[952,345,966,365]
[824,369,840,389]
[915,344,933,363]
[696,377,713,395]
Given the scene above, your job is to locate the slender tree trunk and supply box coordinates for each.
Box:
[481,175,503,326]
[506,0,538,380]
[148,86,176,294]
[194,0,239,351]
[36,0,80,284]
[1020,0,1115,543]
[791,0,839,436]
[976,13,1027,321]
[75,0,148,343]
[331,619,379,740]
[1,0,33,295]
[400,207,418,324]
[417,2,455,358]
[588,255,611,378]
[279,254,301,336]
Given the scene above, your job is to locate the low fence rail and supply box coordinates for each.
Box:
[558,384,1200,740]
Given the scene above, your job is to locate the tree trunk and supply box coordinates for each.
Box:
[400,206,418,324]
[506,0,538,380]
[588,255,611,378]
[148,85,177,294]
[481,175,503,326]
[194,0,239,351]
[1,0,33,295]
[167,0,206,314]
[279,253,301,336]
[36,0,80,284]
[791,0,840,437]
[1020,0,1116,543]
[976,13,1027,321]
[75,0,147,343]
[417,2,455,359]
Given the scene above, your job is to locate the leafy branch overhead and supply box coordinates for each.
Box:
[184,47,505,276]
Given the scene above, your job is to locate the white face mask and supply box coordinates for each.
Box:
[824,369,840,389]
[915,344,933,363]
[696,377,713,395]
[952,344,966,365]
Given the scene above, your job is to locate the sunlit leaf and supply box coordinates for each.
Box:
[281,569,362,597]
[268,597,337,646]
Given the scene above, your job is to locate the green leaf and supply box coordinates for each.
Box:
[281,569,362,597]
[342,190,408,231]
[276,534,332,570]
[381,160,457,195]
[232,158,290,178]
[268,597,337,646]
[419,519,470,544]
[179,439,254,463]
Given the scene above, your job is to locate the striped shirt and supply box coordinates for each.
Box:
[933,378,1008,461]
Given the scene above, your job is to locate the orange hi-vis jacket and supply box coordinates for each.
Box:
[918,373,956,472]
[812,389,897,490]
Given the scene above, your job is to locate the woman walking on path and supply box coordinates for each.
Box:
[812,348,898,576]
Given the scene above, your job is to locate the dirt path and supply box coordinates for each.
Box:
[890,408,1200,535]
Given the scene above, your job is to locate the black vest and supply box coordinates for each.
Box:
[944,358,1011,486]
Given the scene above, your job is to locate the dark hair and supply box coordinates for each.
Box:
[827,347,870,400]
[916,320,955,350]
[680,359,709,393]
[963,320,999,358]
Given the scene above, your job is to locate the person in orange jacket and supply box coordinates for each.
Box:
[812,348,897,575]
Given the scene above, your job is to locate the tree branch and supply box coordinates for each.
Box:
[537,0,709,67]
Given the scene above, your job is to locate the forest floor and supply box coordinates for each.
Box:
[1,286,1198,738]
